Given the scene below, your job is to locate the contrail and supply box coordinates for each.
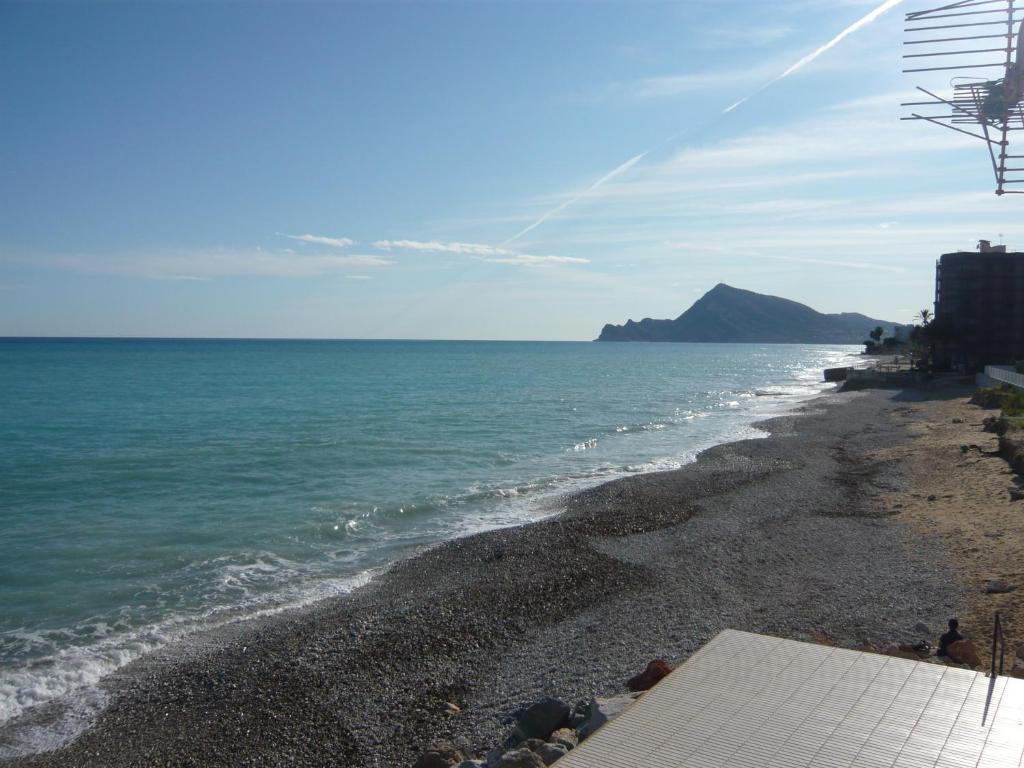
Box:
[502,152,648,245]
[725,0,906,112]
[503,0,905,245]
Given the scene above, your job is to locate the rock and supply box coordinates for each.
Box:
[548,728,577,751]
[518,739,545,752]
[914,622,930,635]
[983,415,1008,435]
[493,748,546,768]
[535,743,568,765]
[948,640,981,668]
[414,742,465,768]
[1017,643,1024,662]
[577,693,641,739]
[626,659,673,691]
[1010,487,1024,502]
[927,494,937,501]
[445,701,462,715]
[1012,659,1024,680]
[952,417,964,424]
[512,698,571,742]
[984,579,1015,593]
[457,762,485,768]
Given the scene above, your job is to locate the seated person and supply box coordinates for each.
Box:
[936,618,963,658]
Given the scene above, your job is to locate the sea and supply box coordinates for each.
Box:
[0,338,860,755]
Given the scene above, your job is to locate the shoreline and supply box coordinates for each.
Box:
[0,370,842,756]
[1,385,971,766]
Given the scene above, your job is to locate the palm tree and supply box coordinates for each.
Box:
[917,308,932,326]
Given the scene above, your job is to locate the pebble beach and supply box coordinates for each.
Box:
[4,383,1006,767]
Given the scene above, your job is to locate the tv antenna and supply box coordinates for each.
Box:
[902,0,1024,195]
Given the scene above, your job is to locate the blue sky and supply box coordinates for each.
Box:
[1,0,1021,339]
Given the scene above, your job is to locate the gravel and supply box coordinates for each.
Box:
[1,388,967,768]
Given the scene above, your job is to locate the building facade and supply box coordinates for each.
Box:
[934,242,1024,371]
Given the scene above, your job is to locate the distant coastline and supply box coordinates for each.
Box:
[598,283,905,344]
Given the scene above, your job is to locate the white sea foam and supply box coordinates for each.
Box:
[0,342,859,756]
[0,567,373,758]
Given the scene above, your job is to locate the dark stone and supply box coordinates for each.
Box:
[512,698,571,742]
[535,743,569,765]
[493,748,546,768]
[414,741,465,768]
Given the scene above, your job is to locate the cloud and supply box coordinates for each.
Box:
[282,233,354,249]
[724,0,905,112]
[626,61,782,99]
[29,248,393,279]
[478,254,590,266]
[372,239,589,266]
[502,153,648,245]
[695,24,793,50]
[373,239,510,256]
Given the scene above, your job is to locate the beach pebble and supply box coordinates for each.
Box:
[535,743,568,765]
[413,742,465,768]
[984,580,1015,594]
[548,728,577,751]
[511,698,571,742]
[493,748,545,768]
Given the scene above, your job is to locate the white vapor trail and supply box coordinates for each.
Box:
[724,0,905,112]
[502,152,648,245]
[503,0,905,244]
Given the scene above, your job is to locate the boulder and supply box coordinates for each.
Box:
[948,640,981,668]
[535,743,569,765]
[577,693,641,739]
[1017,643,1024,662]
[414,742,465,768]
[548,728,578,751]
[984,580,1015,594]
[493,748,546,768]
[1010,487,1024,502]
[457,763,485,768]
[626,659,673,692]
[512,698,571,742]
[517,739,545,752]
[914,622,930,635]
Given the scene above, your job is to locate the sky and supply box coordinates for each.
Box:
[1,0,1021,340]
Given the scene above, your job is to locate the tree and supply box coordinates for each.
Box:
[870,326,884,343]
[917,308,932,326]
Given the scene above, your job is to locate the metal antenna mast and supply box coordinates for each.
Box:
[902,0,1024,194]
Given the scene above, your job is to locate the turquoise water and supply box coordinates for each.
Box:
[0,338,858,750]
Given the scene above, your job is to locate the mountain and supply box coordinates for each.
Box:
[597,284,903,343]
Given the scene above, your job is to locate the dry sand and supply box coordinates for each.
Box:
[870,387,1024,666]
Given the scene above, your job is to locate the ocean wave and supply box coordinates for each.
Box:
[0,567,373,758]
